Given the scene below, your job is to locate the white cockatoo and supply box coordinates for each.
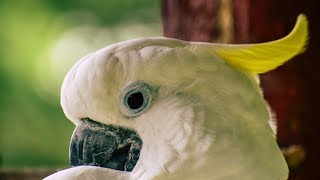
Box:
[45,15,308,180]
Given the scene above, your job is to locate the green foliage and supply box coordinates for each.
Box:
[0,0,160,167]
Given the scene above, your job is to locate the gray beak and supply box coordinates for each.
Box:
[70,119,143,172]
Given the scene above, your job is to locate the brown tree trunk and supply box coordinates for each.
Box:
[162,0,219,42]
[162,0,320,179]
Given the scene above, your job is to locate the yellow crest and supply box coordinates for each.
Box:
[191,14,308,74]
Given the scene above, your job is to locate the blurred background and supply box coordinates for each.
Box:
[0,0,161,168]
[1,0,319,179]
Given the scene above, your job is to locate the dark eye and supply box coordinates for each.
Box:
[121,82,154,116]
[127,92,144,109]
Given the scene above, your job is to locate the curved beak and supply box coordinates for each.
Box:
[70,119,142,172]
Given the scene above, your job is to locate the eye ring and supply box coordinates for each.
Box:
[120,82,154,116]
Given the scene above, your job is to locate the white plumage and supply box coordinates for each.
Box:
[45,15,308,180]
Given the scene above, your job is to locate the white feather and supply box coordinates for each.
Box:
[50,37,289,180]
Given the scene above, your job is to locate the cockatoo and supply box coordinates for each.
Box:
[45,15,308,180]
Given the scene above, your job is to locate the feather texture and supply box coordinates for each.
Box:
[191,14,308,74]
[49,14,309,180]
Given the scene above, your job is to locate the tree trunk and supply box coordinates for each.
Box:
[161,0,320,179]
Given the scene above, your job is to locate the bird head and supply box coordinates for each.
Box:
[47,14,308,180]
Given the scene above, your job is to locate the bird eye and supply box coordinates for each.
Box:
[121,82,154,116]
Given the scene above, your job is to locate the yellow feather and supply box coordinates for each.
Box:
[192,14,308,74]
